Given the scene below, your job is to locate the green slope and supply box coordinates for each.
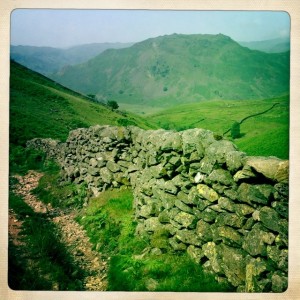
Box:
[10,60,156,147]
[52,34,290,107]
[147,95,289,159]
[10,42,133,75]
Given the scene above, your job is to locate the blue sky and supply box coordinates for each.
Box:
[10,10,290,48]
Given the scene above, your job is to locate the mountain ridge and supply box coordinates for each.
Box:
[10,42,133,75]
[51,33,290,106]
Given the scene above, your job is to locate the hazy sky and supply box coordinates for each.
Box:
[10,9,290,48]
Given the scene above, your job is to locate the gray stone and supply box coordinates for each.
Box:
[225,151,246,172]
[196,220,213,242]
[267,245,288,270]
[259,206,284,234]
[151,248,163,256]
[218,243,247,287]
[149,164,167,179]
[271,272,288,292]
[242,224,275,256]
[245,257,268,292]
[234,204,255,216]
[187,245,204,263]
[169,237,187,251]
[174,211,196,228]
[217,226,243,246]
[99,167,112,184]
[197,207,218,223]
[202,242,222,273]
[143,217,161,232]
[208,169,234,186]
[139,204,157,218]
[197,184,219,202]
[245,156,289,183]
[175,200,193,213]
[195,198,211,211]
[218,197,235,212]
[237,183,272,205]
[175,229,202,246]
[233,166,256,182]
[199,156,216,174]
[216,213,245,228]
[152,188,176,209]
[206,140,237,164]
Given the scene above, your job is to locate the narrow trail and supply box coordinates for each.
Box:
[11,170,108,291]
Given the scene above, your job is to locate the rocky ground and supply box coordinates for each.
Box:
[9,170,108,291]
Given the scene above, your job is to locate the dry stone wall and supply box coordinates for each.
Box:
[27,125,289,292]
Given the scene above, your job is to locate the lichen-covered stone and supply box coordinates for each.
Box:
[271,272,288,292]
[169,237,187,251]
[242,224,275,256]
[208,169,234,186]
[259,206,285,234]
[197,207,218,223]
[197,184,219,202]
[187,245,204,263]
[152,188,176,209]
[245,156,289,183]
[196,220,213,242]
[174,199,193,213]
[218,244,247,287]
[216,213,245,228]
[175,229,202,246]
[217,226,243,247]
[225,150,245,172]
[202,242,222,273]
[206,140,237,164]
[237,183,272,205]
[143,217,161,232]
[174,211,196,228]
[245,257,268,292]
[139,204,157,218]
[218,197,235,212]
[234,203,255,216]
[267,245,288,270]
[233,165,256,182]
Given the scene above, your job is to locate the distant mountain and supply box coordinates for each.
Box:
[10,60,156,147]
[51,33,290,106]
[10,42,133,75]
[238,37,290,53]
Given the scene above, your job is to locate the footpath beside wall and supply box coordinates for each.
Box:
[27,125,289,292]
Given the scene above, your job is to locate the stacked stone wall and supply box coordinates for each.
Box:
[27,125,289,292]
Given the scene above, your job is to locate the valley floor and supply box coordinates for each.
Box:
[9,171,108,291]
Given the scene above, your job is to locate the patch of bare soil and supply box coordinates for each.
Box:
[11,170,108,291]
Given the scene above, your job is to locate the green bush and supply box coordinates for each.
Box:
[231,121,241,139]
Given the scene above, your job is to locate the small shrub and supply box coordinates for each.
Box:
[107,100,119,110]
[231,121,241,139]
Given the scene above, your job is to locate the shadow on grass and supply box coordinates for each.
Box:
[8,191,85,291]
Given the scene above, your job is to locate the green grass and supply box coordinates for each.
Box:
[78,188,234,292]
[146,95,289,159]
[8,190,85,290]
[10,60,157,149]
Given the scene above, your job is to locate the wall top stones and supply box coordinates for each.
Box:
[27,125,289,292]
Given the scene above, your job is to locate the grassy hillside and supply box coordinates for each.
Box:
[10,60,156,148]
[10,42,133,75]
[147,95,289,159]
[52,33,289,107]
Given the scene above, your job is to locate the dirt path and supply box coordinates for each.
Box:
[11,170,108,291]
